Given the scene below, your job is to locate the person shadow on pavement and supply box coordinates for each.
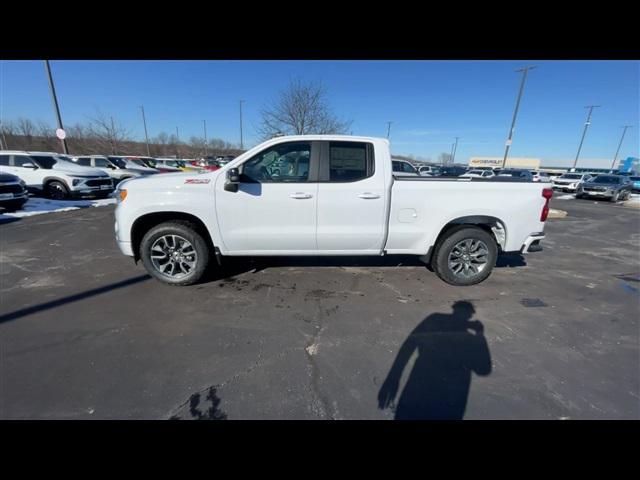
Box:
[378,301,492,420]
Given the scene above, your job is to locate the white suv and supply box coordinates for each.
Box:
[0,151,114,200]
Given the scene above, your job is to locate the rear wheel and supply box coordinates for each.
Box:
[140,221,210,286]
[46,180,69,200]
[432,226,498,286]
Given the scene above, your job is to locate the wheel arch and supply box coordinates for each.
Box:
[130,211,215,263]
[424,215,507,264]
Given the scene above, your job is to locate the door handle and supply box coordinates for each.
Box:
[289,192,313,199]
[357,192,380,199]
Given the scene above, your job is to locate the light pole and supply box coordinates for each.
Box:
[387,121,393,139]
[175,126,180,157]
[203,120,208,158]
[451,136,460,164]
[502,65,537,168]
[572,105,601,170]
[44,60,69,154]
[611,125,633,171]
[139,105,150,156]
[239,100,244,150]
[110,116,117,154]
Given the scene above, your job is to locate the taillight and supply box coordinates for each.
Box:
[540,188,552,221]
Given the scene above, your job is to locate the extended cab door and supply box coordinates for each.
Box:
[214,141,319,254]
[316,141,387,253]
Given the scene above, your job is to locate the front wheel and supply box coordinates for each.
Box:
[46,180,69,200]
[140,221,210,286]
[432,226,498,286]
[611,191,620,202]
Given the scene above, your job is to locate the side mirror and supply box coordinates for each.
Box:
[224,167,240,192]
[22,162,37,169]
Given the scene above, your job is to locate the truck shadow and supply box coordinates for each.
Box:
[204,253,526,281]
[377,300,492,420]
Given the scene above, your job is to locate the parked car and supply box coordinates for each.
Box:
[576,174,633,202]
[532,171,551,183]
[0,172,29,211]
[438,166,468,177]
[460,169,495,179]
[117,156,161,174]
[418,165,441,176]
[629,176,640,193]
[552,172,592,192]
[0,150,114,200]
[496,169,534,181]
[392,159,420,176]
[71,155,149,185]
[153,159,200,172]
[148,157,184,173]
[114,135,550,287]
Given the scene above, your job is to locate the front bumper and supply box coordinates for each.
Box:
[552,183,578,192]
[520,233,545,253]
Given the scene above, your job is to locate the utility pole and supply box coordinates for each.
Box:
[110,116,117,154]
[502,65,537,168]
[203,120,208,158]
[451,136,460,164]
[611,125,633,171]
[44,60,69,154]
[572,105,601,170]
[139,105,150,156]
[175,126,180,157]
[387,121,393,139]
[0,123,6,149]
[239,100,244,150]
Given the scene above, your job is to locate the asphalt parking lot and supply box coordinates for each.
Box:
[1,194,639,419]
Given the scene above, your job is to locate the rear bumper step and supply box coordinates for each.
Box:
[520,234,545,253]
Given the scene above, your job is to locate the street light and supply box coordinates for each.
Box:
[239,100,244,150]
[502,65,537,168]
[139,105,150,156]
[611,125,633,171]
[451,136,460,164]
[203,120,208,158]
[572,105,601,170]
[44,60,69,154]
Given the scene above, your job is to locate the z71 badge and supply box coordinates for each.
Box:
[184,179,211,184]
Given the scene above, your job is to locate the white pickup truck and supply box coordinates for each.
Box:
[114,135,551,286]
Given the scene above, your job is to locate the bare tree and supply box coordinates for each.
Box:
[258,78,351,139]
[438,152,453,166]
[86,110,132,155]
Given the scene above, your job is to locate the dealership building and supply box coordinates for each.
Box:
[468,157,541,169]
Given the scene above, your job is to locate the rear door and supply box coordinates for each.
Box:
[316,141,386,253]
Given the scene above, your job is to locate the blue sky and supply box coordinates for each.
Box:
[0,60,637,167]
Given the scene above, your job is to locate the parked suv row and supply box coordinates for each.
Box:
[0,150,114,200]
[71,155,155,185]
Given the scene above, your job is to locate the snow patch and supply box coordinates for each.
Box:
[0,197,116,220]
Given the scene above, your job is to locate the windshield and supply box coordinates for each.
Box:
[131,159,148,167]
[592,176,621,184]
[561,174,583,179]
[499,170,526,177]
[467,170,483,175]
[31,155,58,169]
[108,157,127,168]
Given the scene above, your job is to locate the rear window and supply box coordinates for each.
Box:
[329,142,369,182]
[593,176,621,184]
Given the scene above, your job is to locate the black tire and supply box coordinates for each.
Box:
[432,226,498,286]
[575,193,583,199]
[46,180,70,200]
[611,191,620,203]
[140,221,210,286]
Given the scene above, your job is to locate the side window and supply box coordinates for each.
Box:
[241,142,311,183]
[402,162,415,173]
[329,142,369,182]
[76,158,91,166]
[13,156,33,167]
[0,155,10,166]
[94,158,110,168]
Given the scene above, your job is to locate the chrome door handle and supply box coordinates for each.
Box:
[289,192,313,199]
[357,192,380,199]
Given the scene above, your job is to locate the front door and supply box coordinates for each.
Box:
[215,141,319,254]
